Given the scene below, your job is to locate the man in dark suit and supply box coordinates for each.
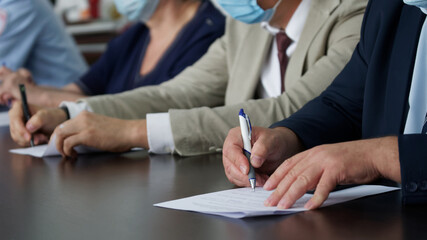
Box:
[222,0,427,209]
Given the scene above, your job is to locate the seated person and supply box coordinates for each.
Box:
[222,0,427,209]
[0,0,225,107]
[0,0,88,87]
[9,0,368,157]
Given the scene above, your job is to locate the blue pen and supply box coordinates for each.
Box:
[239,109,256,191]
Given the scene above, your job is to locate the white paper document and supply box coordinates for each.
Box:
[0,111,9,127]
[9,135,101,157]
[154,185,399,218]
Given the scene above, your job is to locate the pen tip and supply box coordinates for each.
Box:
[250,179,256,192]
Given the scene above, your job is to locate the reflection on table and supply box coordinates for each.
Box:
[0,126,425,240]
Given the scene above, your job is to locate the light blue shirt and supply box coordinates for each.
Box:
[0,0,88,87]
[404,8,427,134]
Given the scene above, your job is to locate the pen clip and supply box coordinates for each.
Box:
[245,114,252,141]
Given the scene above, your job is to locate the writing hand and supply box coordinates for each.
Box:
[9,101,66,146]
[222,126,303,187]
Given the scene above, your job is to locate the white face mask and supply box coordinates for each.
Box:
[114,0,159,22]
[404,0,427,8]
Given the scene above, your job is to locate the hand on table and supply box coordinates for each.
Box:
[52,111,148,158]
[263,137,401,210]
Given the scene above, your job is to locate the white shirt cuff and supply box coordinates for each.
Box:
[146,112,175,154]
[59,101,93,119]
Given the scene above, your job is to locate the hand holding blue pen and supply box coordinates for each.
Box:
[238,109,256,191]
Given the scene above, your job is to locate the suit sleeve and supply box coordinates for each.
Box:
[398,135,427,204]
[82,24,229,120]
[168,2,367,156]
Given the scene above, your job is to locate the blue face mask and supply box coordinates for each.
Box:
[404,0,427,8]
[217,0,280,24]
[114,0,159,22]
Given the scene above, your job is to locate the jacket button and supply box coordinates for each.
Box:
[406,182,418,192]
[420,181,427,191]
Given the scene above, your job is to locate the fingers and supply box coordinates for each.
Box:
[9,101,31,146]
[263,151,308,190]
[53,122,79,157]
[264,158,322,208]
[263,146,338,209]
[250,139,269,168]
[223,127,251,186]
[25,109,51,134]
[305,172,336,209]
[223,154,251,187]
[33,133,49,145]
[62,133,80,158]
[17,68,33,82]
[277,169,322,209]
[0,65,11,78]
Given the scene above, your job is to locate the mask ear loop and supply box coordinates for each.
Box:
[262,0,282,22]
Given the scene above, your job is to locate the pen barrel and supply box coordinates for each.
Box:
[19,84,31,121]
[244,150,256,180]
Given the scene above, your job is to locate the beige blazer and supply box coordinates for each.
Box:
[84,0,368,156]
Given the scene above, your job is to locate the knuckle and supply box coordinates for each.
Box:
[55,128,64,138]
[63,140,72,153]
[255,143,268,156]
[296,174,310,187]
[287,169,299,180]
[85,128,96,136]
[311,145,326,155]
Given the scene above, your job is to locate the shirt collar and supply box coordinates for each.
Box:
[261,0,312,43]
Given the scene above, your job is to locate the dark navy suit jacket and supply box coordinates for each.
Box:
[272,0,427,204]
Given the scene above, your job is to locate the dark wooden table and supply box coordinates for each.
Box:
[0,126,426,240]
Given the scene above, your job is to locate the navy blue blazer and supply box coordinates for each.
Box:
[272,0,427,204]
[74,0,225,96]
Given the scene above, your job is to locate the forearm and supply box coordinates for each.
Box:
[372,136,400,182]
[28,85,86,107]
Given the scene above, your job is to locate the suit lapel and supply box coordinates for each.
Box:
[385,6,425,133]
[285,0,340,83]
[229,24,272,102]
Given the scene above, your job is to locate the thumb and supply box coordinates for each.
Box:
[25,107,46,134]
[250,142,269,168]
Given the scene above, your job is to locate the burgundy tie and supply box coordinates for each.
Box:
[276,32,293,93]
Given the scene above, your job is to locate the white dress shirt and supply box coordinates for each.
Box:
[258,0,311,98]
